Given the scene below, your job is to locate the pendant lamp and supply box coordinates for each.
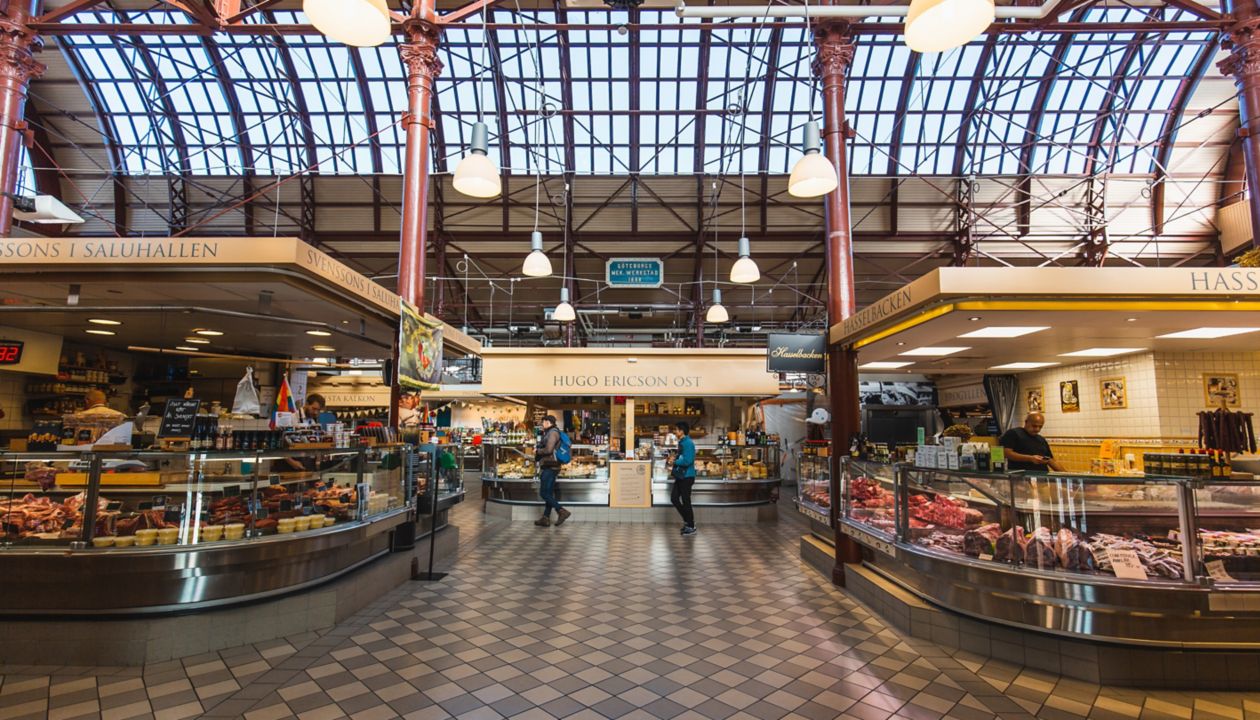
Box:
[554,287,576,322]
[304,0,391,47]
[453,122,502,198]
[788,121,838,198]
[730,237,760,284]
[522,231,552,277]
[905,0,995,53]
[706,288,729,324]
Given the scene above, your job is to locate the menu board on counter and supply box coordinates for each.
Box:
[158,399,200,439]
[609,461,651,508]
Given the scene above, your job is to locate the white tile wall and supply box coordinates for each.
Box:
[1153,351,1260,439]
[1017,353,1161,439]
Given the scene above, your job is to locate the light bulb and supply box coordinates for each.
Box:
[303,0,391,47]
[730,237,760,283]
[788,121,838,198]
[706,288,729,324]
[522,231,552,277]
[554,288,576,322]
[905,0,995,53]
[453,122,502,198]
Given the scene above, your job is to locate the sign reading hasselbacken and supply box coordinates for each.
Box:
[606,258,664,288]
[767,333,826,374]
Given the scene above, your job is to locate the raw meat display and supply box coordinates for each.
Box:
[963,523,1002,557]
[919,531,965,554]
[994,527,1026,564]
[801,488,831,509]
[1089,534,1184,579]
[849,475,893,508]
[0,493,75,537]
[1025,527,1058,570]
[908,494,984,529]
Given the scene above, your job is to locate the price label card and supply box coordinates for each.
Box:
[1206,559,1236,583]
[269,474,281,486]
[979,553,994,562]
[1108,546,1149,580]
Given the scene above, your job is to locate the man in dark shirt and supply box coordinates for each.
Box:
[999,412,1065,472]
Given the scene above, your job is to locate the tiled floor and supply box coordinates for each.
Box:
[3,485,1260,720]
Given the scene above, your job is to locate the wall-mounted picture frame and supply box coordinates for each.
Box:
[1204,373,1241,408]
[1026,386,1044,414]
[1100,377,1128,410]
[1060,380,1080,413]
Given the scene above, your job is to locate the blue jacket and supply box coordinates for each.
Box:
[674,436,697,479]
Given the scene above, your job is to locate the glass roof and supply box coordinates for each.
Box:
[54,8,1217,178]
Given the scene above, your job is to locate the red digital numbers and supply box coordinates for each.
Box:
[0,342,23,364]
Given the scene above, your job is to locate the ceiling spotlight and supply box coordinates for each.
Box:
[706,288,729,324]
[905,0,995,53]
[175,346,200,352]
[788,121,838,198]
[306,329,333,337]
[522,231,553,277]
[194,329,224,336]
[554,288,576,322]
[730,237,760,284]
[183,338,211,345]
[88,318,121,326]
[453,121,502,198]
[312,345,337,353]
[85,329,115,336]
[303,0,391,47]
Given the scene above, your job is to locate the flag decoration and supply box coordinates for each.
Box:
[271,374,297,429]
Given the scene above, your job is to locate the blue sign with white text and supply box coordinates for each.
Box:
[606,258,664,288]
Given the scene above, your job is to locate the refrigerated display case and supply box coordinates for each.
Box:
[795,443,831,528]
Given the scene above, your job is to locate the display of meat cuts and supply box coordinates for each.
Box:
[908,494,984,529]
[1089,533,1184,579]
[850,476,894,508]
[963,523,1002,557]
[1025,527,1058,570]
[0,494,77,537]
[994,526,1026,564]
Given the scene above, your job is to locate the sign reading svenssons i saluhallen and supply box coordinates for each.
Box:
[767,333,826,374]
[606,258,664,288]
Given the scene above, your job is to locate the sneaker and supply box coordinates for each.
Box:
[534,516,552,527]
[679,525,688,535]
[555,508,572,526]
[682,525,697,536]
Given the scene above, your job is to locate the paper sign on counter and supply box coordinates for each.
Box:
[1108,546,1148,580]
[1206,560,1236,583]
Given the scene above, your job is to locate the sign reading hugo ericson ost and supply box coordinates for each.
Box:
[481,350,780,396]
[606,258,664,288]
[767,334,825,374]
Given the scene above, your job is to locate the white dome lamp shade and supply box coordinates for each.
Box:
[905,0,995,53]
[453,122,502,198]
[522,231,553,278]
[706,288,730,324]
[788,121,839,198]
[730,236,760,284]
[303,0,391,47]
[553,287,576,322]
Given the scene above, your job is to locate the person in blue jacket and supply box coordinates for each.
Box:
[671,421,698,535]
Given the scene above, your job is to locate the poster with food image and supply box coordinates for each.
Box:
[1026,386,1044,414]
[1100,377,1127,410]
[399,300,443,392]
[1060,380,1080,412]
[1204,373,1241,408]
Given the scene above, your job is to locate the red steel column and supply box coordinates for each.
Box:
[1222,0,1260,250]
[397,18,442,310]
[0,2,44,238]
[814,20,863,586]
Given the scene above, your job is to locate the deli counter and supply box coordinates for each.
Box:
[839,459,1260,646]
[0,445,422,615]
[483,442,780,506]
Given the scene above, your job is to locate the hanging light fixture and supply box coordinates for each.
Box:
[788,121,838,198]
[303,0,391,47]
[706,288,729,324]
[523,231,552,277]
[905,0,995,53]
[730,237,760,284]
[554,287,576,322]
[453,122,502,198]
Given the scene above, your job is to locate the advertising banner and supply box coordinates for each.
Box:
[399,300,443,391]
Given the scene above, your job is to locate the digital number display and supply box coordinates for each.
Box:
[0,341,23,365]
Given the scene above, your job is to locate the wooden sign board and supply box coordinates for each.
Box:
[609,460,652,508]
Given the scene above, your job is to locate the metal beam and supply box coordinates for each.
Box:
[348,46,385,175]
[1151,36,1218,234]
[484,8,512,232]
[756,21,785,235]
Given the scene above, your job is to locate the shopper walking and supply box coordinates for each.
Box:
[534,415,572,527]
[671,421,697,535]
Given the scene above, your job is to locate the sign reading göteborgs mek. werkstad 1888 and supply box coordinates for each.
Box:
[767,333,826,374]
[606,258,664,288]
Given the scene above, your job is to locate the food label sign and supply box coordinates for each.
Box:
[158,399,200,439]
[1108,546,1148,580]
[606,258,664,288]
[767,334,825,374]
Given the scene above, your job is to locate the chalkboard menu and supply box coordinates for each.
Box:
[158,399,200,438]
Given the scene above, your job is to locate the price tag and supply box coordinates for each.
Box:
[1206,560,1236,583]
[138,502,153,511]
[223,485,240,498]
[163,509,181,524]
[152,495,167,507]
[105,501,122,512]
[1108,546,1148,580]
[979,553,994,562]
[269,474,281,486]
[279,500,293,512]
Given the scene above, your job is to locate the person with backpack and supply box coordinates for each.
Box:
[671,421,698,535]
[534,415,572,527]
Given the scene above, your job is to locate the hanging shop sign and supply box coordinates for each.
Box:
[606,258,665,288]
[767,334,826,374]
[399,300,444,392]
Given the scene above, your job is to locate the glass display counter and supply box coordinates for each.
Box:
[0,446,416,615]
[795,444,831,529]
[837,461,1260,646]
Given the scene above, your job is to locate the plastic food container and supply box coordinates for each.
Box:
[201,525,224,542]
[277,518,296,534]
[224,523,246,540]
[114,535,136,547]
[92,536,115,548]
[295,516,312,532]
[157,528,179,545]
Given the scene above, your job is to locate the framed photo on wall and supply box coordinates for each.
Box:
[1204,373,1241,408]
[1060,380,1080,413]
[1026,386,1044,414]
[1100,377,1128,410]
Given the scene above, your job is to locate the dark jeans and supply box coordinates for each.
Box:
[539,466,562,517]
[671,476,695,527]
